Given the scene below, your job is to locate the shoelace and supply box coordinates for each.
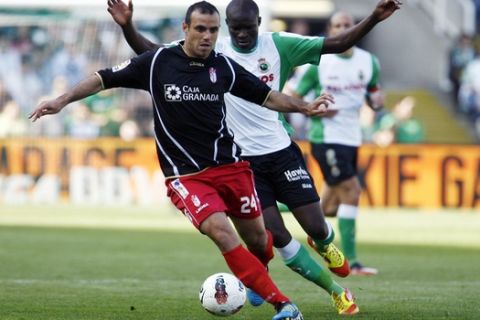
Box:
[323,245,343,265]
[332,292,348,310]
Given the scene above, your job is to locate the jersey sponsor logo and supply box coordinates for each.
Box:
[189,61,205,67]
[112,59,131,72]
[259,73,274,83]
[209,67,217,83]
[257,58,270,74]
[191,195,201,207]
[171,178,189,198]
[164,84,220,102]
[325,83,365,93]
[284,166,310,182]
[164,84,182,101]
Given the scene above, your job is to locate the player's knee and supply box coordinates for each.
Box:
[323,205,338,217]
[305,222,329,241]
[201,216,239,251]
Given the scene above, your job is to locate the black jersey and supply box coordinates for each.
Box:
[97,44,272,177]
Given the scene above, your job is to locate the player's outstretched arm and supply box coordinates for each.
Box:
[264,91,334,116]
[28,74,103,122]
[107,0,161,54]
[322,0,402,54]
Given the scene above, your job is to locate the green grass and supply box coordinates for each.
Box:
[0,206,479,319]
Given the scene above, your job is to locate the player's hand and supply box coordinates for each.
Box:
[107,0,133,27]
[373,0,402,22]
[305,93,334,116]
[28,100,65,122]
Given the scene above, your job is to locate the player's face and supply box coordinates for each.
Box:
[226,11,260,51]
[183,10,220,59]
[328,12,354,37]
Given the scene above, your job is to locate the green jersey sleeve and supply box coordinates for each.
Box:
[272,32,324,90]
[295,64,321,97]
[367,54,381,90]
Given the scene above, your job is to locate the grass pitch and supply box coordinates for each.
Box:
[0,205,479,319]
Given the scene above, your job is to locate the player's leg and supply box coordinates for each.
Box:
[313,143,377,275]
[319,183,340,217]
[217,162,303,319]
[332,176,378,275]
[270,142,349,277]
[201,213,288,305]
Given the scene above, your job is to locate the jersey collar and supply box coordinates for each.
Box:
[230,40,258,54]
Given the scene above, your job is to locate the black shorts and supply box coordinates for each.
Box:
[311,143,358,186]
[242,142,320,210]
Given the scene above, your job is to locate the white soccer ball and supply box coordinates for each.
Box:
[199,272,246,316]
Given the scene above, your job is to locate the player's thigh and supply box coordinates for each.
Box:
[216,161,262,220]
[166,177,228,230]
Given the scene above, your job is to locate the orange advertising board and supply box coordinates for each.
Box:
[0,138,478,208]
[297,142,479,209]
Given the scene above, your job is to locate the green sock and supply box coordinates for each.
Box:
[338,217,356,262]
[285,244,343,295]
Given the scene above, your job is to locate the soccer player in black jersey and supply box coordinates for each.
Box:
[29,2,334,320]
[107,0,401,315]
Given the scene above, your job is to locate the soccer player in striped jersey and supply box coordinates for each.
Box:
[291,11,385,276]
[107,0,401,315]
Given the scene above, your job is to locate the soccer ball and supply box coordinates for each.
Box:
[199,272,246,316]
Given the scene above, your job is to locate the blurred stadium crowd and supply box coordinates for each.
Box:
[2,8,479,143]
[0,18,182,140]
[450,32,480,138]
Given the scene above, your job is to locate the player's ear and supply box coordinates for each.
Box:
[258,16,262,26]
[182,21,189,33]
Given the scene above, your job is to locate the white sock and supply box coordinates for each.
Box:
[276,238,301,260]
[337,204,358,219]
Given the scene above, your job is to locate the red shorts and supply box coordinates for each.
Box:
[166,161,262,229]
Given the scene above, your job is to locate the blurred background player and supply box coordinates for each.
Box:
[107,0,401,313]
[291,11,386,275]
[29,2,338,319]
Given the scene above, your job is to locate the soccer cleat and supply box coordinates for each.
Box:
[272,302,303,320]
[246,288,265,306]
[350,262,378,276]
[307,237,350,277]
[331,288,359,315]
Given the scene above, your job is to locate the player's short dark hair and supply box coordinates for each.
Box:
[185,1,219,25]
[226,0,259,18]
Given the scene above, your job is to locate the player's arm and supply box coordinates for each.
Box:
[108,0,161,54]
[322,0,402,54]
[227,57,333,116]
[30,52,153,122]
[29,74,103,122]
[365,54,385,110]
[289,64,337,118]
[263,91,334,116]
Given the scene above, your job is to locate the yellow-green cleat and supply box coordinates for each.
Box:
[332,288,359,315]
[307,237,350,277]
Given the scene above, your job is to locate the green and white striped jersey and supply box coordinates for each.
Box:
[294,47,380,146]
[215,32,324,156]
